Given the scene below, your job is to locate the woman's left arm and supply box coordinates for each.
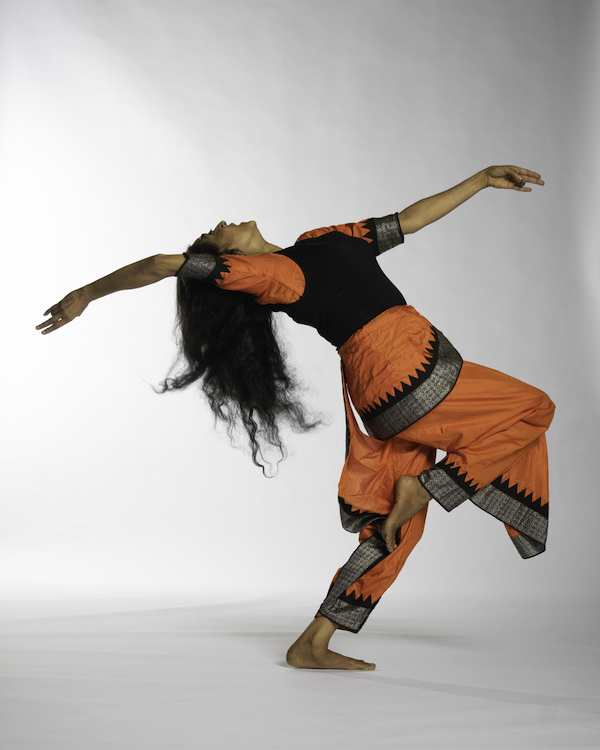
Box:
[397,166,544,235]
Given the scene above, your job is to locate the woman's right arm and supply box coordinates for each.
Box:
[36,253,185,334]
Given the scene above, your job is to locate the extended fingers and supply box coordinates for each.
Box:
[36,306,70,334]
[508,166,545,190]
[36,316,58,333]
[38,317,69,334]
[489,165,544,191]
[517,167,543,182]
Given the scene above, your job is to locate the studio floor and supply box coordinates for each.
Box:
[1,594,598,749]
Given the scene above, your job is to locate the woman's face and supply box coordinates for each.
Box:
[198,220,259,255]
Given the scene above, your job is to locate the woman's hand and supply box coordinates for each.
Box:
[36,288,89,335]
[485,165,544,192]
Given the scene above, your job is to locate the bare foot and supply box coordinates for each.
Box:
[380,474,432,553]
[286,642,376,670]
[286,617,375,670]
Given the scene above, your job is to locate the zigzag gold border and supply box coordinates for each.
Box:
[421,464,548,559]
[362,328,463,440]
[318,535,388,633]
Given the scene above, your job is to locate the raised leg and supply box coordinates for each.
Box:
[286,616,376,670]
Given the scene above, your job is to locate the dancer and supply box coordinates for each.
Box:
[37,165,553,670]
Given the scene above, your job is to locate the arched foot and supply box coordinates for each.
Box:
[380,474,431,553]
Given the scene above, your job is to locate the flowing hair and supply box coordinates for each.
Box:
[160,239,319,474]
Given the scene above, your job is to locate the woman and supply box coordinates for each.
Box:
[37,165,553,670]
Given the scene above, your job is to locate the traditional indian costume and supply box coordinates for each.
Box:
[177,216,554,632]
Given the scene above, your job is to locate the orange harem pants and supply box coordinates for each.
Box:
[317,306,555,633]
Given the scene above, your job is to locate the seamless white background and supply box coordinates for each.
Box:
[1,0,598,607]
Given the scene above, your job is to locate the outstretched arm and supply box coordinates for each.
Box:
[397,165,544,235]
[36,253,185,334]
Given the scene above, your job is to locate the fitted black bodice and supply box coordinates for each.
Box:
[270,232,406,348]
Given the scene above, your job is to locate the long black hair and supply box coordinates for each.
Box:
[161,239,319,474]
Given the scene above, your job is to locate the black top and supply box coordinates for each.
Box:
[271,229,406,348]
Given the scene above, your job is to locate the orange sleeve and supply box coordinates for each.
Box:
[295,215,404,256]
[296,220,374,245]
[177,252,305,306]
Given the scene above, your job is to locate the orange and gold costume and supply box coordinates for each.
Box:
[178,216,554,633]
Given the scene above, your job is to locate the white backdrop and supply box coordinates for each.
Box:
[1,0,598,606]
